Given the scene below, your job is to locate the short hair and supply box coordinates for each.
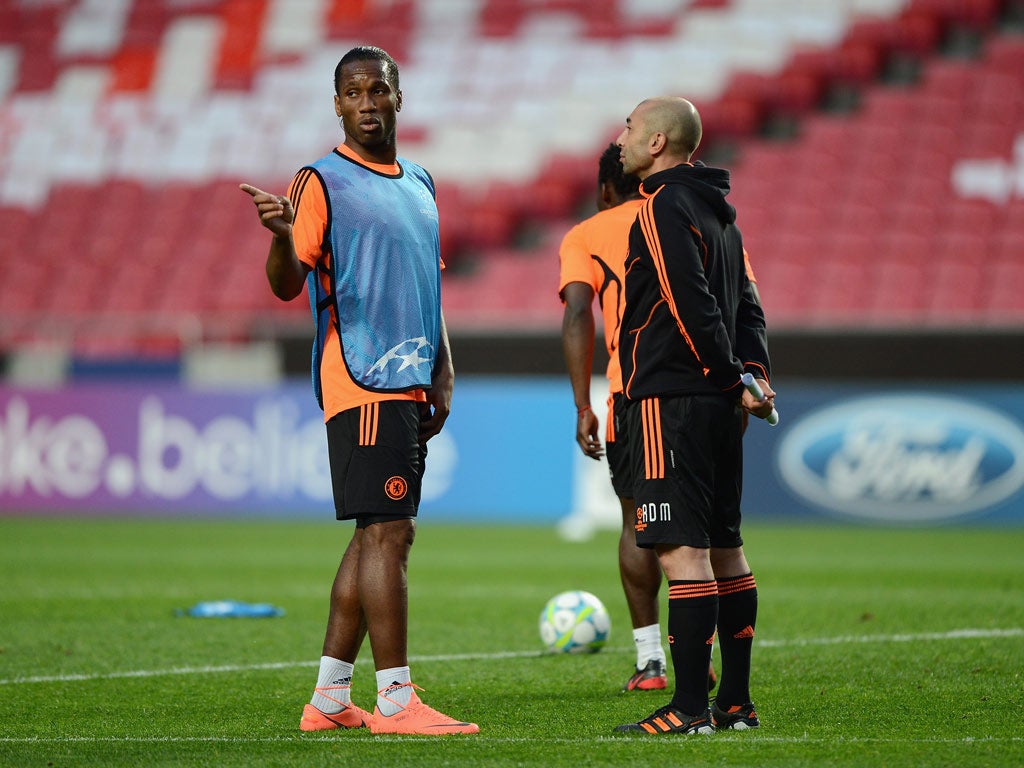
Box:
[643,98,701,158]
[598,142,641,199]
[334,46,400,93]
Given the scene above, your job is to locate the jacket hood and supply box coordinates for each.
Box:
[641,163,736,225]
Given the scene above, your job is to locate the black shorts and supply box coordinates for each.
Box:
[605,392,634,499]
[625,394,744,549]
[325,400,425,524]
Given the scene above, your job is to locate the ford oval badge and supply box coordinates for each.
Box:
[777,395,1024,523]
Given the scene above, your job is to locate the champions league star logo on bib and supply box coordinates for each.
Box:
[369,337,434,374]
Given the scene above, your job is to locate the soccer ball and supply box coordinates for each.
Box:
[539,590,611,653]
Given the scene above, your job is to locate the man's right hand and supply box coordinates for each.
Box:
[239,183,294,238]
[576,406,604,460]
[741,378,776,421]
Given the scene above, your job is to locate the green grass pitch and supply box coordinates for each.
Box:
[1,517,1022,767]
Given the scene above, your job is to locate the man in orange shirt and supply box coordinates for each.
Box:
[241,46,477,736]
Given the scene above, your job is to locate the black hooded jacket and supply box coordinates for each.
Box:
[618,162,770,401]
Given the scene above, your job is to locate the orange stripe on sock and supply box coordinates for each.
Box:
[668,581,718,599]
[716,574,757,596]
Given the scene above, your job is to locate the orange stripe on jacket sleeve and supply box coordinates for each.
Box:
[637,194,704,371]
[743,247,757,282]
[690,224,708,268]
[744,362,769,384]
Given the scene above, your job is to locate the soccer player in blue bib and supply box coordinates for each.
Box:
[241,46,477,736]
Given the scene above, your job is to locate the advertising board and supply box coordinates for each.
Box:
[2,380,1023,527]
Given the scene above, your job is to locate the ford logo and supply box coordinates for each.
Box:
[777,395,1024,523]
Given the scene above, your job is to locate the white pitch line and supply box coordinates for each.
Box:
[1,627,1020,687]
[0,735,1022,745]
[755,627,1024,648]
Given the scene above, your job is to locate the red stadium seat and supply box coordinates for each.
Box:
[984,35,1024,74]
[908,0,1001,27]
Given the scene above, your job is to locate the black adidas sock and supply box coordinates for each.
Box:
[715,573,758,707]
[666,580,718,716]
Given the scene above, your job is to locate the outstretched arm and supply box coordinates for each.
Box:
[239,183,310,300]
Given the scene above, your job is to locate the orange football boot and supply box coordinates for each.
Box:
[370,684,479,735]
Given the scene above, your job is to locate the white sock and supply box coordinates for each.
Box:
[633,623,665,668]
[310,656,354,713]
[375,666,412,716]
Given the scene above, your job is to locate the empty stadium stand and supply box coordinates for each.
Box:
[0,0,1022,360]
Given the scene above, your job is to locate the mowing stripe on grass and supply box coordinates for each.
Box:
[1,627,1020,687]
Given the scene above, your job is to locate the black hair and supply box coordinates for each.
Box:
[334,46,400,93]
[598,142,640,200]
